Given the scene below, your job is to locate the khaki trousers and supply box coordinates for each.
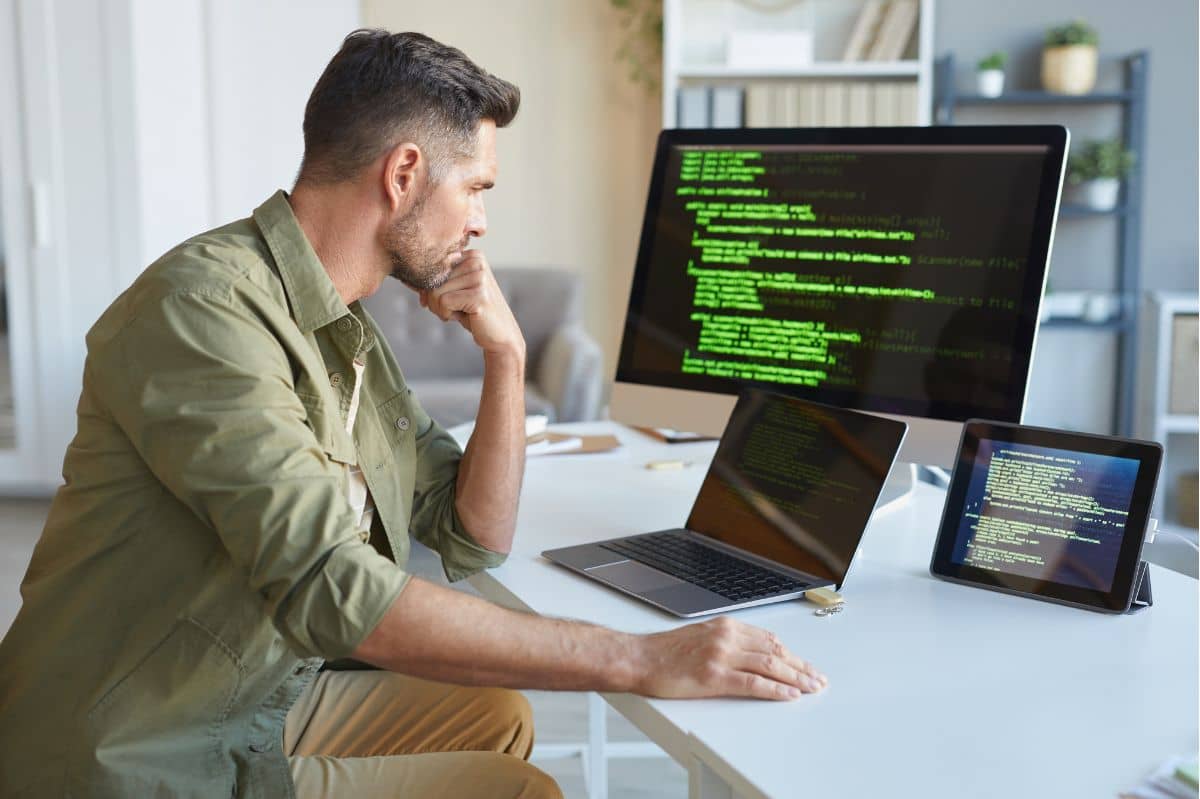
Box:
[284,670,562,798]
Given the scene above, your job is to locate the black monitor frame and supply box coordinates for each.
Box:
[615,125,1069,425]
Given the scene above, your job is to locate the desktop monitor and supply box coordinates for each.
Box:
[610,125,1069,467]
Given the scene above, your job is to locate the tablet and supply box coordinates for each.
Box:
[930,420,1162,613]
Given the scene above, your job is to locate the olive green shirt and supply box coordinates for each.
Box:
[0,191,506,798]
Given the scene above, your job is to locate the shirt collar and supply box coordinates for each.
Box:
[253,190,349,333]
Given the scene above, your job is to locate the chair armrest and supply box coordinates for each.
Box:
[533,324,604,422]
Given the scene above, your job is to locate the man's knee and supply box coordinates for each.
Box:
[476,688,535,759]
[487,754,563,799]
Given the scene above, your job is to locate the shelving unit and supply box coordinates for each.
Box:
[662,0,936,127]
[1137,292,1199,527]
[934,51,1149,437]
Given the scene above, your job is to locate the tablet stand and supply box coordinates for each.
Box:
[1127,561,1153,613]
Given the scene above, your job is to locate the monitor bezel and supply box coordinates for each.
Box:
[614,125,1069,426]
[929,419,1162,613]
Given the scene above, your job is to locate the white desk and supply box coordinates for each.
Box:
[464,422,1199,799]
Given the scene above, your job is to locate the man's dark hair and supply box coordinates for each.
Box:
[298,30,520,185]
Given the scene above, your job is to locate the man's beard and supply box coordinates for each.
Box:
[383,192,464,292]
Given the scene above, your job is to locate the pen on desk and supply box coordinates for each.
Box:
[645,459,694,471]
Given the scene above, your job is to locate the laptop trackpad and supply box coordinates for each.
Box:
[586,561,685,592]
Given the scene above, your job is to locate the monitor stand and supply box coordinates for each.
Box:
[876,464,917,514]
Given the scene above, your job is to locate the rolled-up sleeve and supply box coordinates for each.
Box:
[98,287,408,660]
[405,390,508,582]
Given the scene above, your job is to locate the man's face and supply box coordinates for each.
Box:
[384,120,497,291]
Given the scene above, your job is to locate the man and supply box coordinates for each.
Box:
[0,30,826,798]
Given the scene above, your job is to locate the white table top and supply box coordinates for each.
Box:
[464,421,1199,799]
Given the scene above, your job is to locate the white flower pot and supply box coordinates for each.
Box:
[1067,177,1121,210]
[977,69,1005,97]
[1042,44,1098,94]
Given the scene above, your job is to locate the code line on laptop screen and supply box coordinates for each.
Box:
[686,391,905,583]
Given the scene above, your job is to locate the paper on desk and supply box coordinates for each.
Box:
[525,432,622,457]
[1120,755,1199,799]
[526,432,583,457]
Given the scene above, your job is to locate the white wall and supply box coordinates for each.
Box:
[0,0,359,491]
[363,0,662,386]
[129,0,360,263]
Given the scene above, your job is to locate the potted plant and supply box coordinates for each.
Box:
[976,51,1007,97]
[1042,20,1099,94]
[1066,139,1135,210]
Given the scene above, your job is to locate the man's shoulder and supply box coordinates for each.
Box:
[89,217,289,345]
[147,216,284,302]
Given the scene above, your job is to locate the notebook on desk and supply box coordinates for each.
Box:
[543,388,908,617]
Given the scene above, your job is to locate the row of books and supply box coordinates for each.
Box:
[842,0,920,62]
[677,82,920,129]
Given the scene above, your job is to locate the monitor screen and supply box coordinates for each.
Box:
[615,127,1068,430]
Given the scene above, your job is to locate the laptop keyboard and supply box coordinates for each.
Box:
[601,531,808,603]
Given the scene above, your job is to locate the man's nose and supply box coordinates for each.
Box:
[466,200,487,238]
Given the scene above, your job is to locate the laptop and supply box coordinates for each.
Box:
[543,388,908,617]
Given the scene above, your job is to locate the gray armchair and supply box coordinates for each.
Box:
[362,267,604,428]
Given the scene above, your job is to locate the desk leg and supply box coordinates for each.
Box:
[585,692,608,799]
[689,756,735,799]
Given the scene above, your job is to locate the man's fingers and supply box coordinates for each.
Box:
[730,670,804,701]
[736,625,827,685]
[431,287,485,317]
[733,651,823,695]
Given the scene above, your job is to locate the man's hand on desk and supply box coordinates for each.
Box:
[352,579,826,702]
[633,616,827,700]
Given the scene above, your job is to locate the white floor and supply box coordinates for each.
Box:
[0,498,686,799]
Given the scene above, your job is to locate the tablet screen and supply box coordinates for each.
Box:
[930,421,1162,613]
[949,439,1139,593]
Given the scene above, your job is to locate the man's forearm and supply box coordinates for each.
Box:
[352,577,640,692]
[454,345,526,553]
[351,577,828,701]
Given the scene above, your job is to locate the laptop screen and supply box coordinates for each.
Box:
[686,389,907,585]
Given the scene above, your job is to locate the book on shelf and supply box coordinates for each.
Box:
[847,83,872,126]
[872,82,897,125]
[822,82,847,126]
[841,0,885,62]
[744,84,770,127]
[735,80,920,128]
[796,83,819,126]
[895,82,918,125]
[783,84,806,126]
[866,0,919,62]
[710,86,744,128]
[677,86,710,128]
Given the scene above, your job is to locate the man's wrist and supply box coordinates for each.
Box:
[607,631,649,694]
[482,343,526,373]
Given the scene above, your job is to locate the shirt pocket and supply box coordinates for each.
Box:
[83,617,243,793]
[374,391,419,466]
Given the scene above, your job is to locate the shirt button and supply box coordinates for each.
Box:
[329,372,343,387]
[358,530,370,544]
[395,416,410,432]
[337,317,353,331]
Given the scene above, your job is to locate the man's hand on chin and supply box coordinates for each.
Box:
[419,252,525,359]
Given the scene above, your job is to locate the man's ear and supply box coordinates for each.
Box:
[382,142,423,213]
